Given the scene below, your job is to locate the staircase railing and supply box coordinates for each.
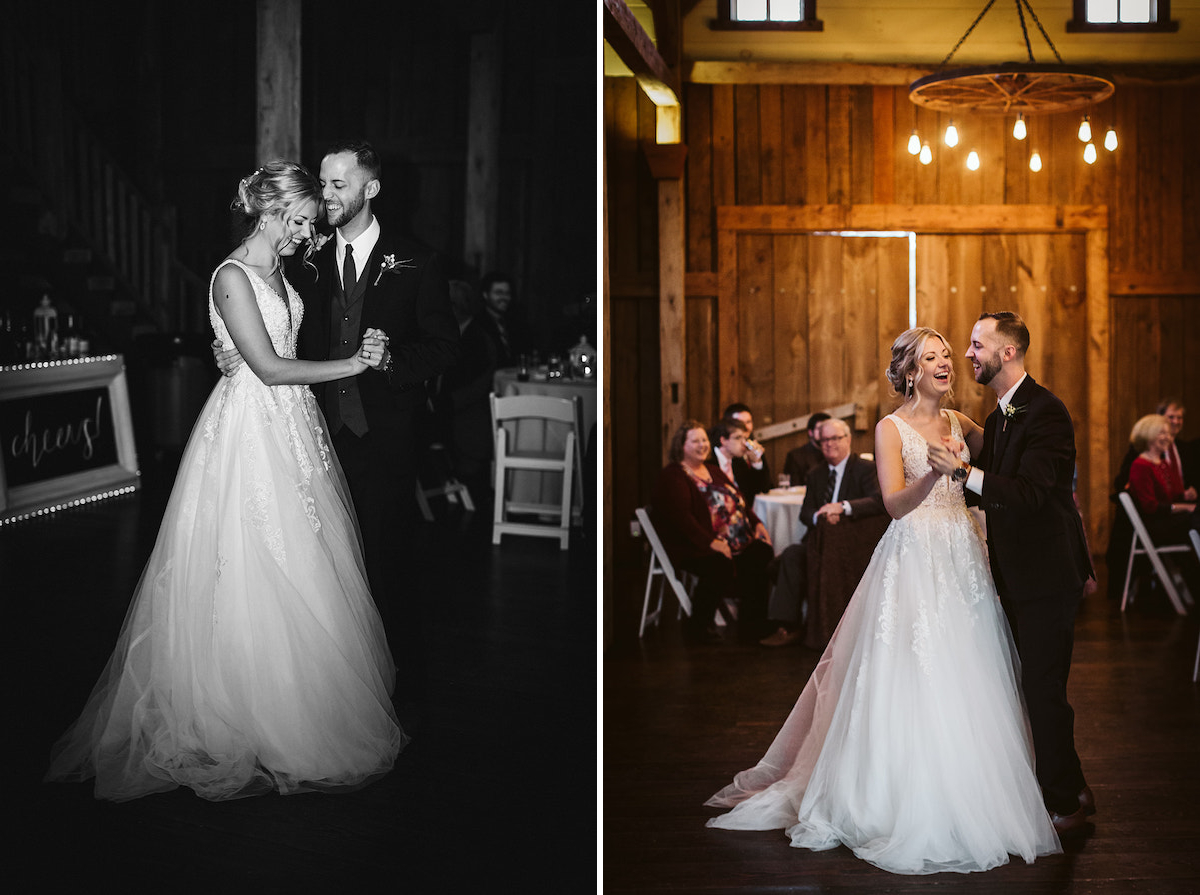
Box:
[1,30,205,332]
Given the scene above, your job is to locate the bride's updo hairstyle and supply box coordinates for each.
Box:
[886,326,954,408]
[229,160,324,251]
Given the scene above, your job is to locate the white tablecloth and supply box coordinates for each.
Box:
[492,368,597,511]
[753,488,808,556]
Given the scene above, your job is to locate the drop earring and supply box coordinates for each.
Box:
[259,220,266,231]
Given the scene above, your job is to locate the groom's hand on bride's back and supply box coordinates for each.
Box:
[212,339,244,377]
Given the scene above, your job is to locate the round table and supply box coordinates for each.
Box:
[753,487,808,556]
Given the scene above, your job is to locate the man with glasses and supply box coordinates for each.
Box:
[761,419,885,647]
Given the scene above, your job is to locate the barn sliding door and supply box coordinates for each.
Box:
[716,205,1108,547]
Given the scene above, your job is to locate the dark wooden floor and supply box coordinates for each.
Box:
[7,457,597,892]
[604,569,1200,894]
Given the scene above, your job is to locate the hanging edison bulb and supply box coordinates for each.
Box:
[1077,115,1092,143]
[1013,114,1027,141]
[1104,127,1118,151]
[908,130,921,155]
[1029,150,1043,173]
[966,150,980,171]
[1083,142,1098,164]
[944,121,959,147]
[919,142,933,165]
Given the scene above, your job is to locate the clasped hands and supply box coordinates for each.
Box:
[708,521,771,558]
[211,328,390,377]
[814,502,846,525]
[355,328,390,372]
[927,436,967,477]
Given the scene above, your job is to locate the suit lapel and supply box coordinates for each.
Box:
[993,375,1037,470]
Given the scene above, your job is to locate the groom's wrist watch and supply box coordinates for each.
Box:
[951,463,971,483]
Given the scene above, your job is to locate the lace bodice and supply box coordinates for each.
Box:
[208,259,303,360]
[886,411,969,515]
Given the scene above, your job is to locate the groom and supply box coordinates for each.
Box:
[215,141,460,712]
[928,311,1095,836]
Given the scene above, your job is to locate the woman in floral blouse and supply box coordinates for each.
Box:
[652,420,773,644]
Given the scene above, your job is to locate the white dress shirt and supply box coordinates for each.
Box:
[812,455,853,524]
[335,215,381,285]
[966,373,1027,495]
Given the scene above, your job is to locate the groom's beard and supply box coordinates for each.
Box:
[974,355,1002,386]
[326,189,366,229]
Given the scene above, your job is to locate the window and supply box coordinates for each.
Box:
[1067,0,1178,32]
[713,0,823,31]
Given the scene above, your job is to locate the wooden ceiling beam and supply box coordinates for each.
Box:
[687,60,1200,87]
[603,0,680,108]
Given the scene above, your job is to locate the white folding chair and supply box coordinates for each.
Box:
[1118,491,1193,615]
[490,392,581,549]
[635,507,695,637]
[415,477,475,522]
[1190,529,1200,682]
[635,507,737,637]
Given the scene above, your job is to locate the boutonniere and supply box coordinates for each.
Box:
[373,254,415,286]
[1001,402,1028,432]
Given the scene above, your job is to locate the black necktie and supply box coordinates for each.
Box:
[342,244,355,300]
[821,467,837,505]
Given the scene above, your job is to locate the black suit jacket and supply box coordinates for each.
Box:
[969,375,1093,602]
[293,228,460,430]
[783,441,824,486]
[729,455,772,503]
[798,453,884,529]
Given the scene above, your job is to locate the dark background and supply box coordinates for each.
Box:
[3,0,597,353]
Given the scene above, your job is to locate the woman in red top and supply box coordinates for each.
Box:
[652,420,774,644]
[1127,413,1196,545]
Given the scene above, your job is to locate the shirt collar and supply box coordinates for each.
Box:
[336,215,380,262]
[714,446,733,477]
[998,372,1027,411]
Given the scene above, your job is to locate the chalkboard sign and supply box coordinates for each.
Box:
[0,356,139,523]
[1,386,119,486]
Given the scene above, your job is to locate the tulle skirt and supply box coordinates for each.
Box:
[45,373,406,801]
[706,505,1061,874]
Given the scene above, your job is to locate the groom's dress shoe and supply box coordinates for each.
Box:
[1050,805,1089,836]
[759,627,802,648]
[1078,786,1096,817]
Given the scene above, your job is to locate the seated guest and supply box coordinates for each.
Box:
[1114,397,1192,494]
[783,412,831,486]
[651,420,774,644]
[1127,413,1197,545]
[761,418,885,647]
[722,402,772,501]
[709,417,754,491]
[1161,399,1197,486]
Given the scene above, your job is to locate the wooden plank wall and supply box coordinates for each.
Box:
[605,77,1200,610]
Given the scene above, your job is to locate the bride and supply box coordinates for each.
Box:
[705,326,1060,874]
[45,161,406,801]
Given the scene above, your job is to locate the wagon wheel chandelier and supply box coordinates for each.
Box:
[906,0,1117,171]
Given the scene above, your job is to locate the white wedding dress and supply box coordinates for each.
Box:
[45,260,406,801]
[706,412,1060,874]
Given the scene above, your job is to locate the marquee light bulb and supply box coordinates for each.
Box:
[1029,150,1042,173]
[1078,116,1092,143]
[919,142,933,165]
[966,150,980,171]
[1083,142,1098,164]
[1104,127,1118,151]
[944,121,959,148]
[1013,114,1027,141]
[908,130,921,155]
